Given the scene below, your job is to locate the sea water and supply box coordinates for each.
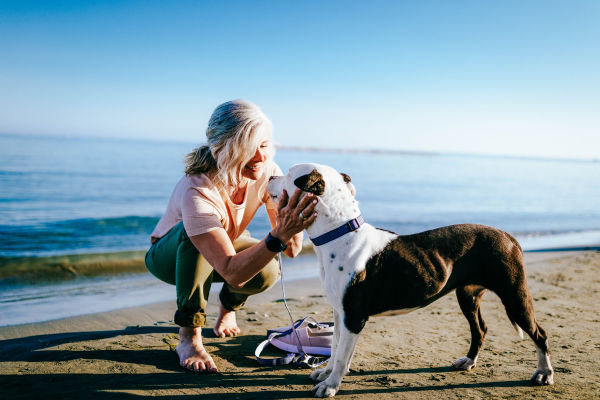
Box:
[2,133,599,258]
[1,133,599,326]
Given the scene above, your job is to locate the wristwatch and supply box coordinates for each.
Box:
[265,232,288,253]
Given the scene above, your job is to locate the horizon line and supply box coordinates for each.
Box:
[1,131,598,164]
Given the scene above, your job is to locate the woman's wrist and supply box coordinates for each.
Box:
[270,226,290,244]
[265,232,288,252]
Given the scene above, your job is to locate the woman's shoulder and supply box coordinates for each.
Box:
[177,174,221,201]
[185,173,214,189]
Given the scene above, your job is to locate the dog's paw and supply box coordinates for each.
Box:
[452,357,477,371]
[312,378,340,398]
[310,367,331,382]
[531,368,554,385]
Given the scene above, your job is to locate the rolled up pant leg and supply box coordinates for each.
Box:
[145,223,280,327]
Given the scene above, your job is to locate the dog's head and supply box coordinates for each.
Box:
[267,163,359,237]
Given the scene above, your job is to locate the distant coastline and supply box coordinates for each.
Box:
[276,144,440,157]
[276,144,599,164]
[2,132,597,163]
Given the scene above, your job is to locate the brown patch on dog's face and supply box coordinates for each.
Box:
[294,169,325,195]
[340,173,351,183]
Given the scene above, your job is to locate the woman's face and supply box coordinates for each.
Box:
[241,134,271,181]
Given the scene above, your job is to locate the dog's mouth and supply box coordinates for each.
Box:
[266,176,283,201]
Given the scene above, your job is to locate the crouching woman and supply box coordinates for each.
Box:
[145,100,317,372]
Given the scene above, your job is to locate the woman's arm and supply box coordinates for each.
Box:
[190,189,317,288]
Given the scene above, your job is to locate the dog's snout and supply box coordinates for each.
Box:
[268,176,276,182]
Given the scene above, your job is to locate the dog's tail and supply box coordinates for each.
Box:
[511,320,524,340]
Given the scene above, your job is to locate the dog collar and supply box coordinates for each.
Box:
[310,215,365,246]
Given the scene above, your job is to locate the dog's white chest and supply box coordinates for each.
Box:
[315,226,397,310]
[318,243,355,308]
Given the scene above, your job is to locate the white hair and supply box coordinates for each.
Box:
[185,99,273,188]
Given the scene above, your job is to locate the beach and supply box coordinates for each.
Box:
[1,250,599,399]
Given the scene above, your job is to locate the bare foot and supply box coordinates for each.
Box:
[213,302,241,338]
[176,326,218,373]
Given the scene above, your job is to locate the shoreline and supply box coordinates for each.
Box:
[0,252,322,328]
[0,242,318,285]
[0,251,598,399]
[1,236,598,285]
[1,238,598,327]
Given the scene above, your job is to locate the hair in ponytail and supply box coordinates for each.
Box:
[184,145,217,176]
[184,100,273,188]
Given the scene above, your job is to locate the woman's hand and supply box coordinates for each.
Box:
[271,189,318,243]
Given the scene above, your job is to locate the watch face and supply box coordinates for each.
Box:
[267,233,286,252]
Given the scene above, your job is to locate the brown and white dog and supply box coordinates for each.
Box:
[267,163,554,398]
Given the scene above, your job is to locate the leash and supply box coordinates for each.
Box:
[255,216,329,368]
[275,214,309,362]
[274,251,328,368]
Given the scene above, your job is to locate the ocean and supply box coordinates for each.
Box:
[1,133,599,326]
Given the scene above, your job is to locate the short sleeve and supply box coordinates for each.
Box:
[181,191,223,237]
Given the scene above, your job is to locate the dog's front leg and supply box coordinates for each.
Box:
[312,322,359,398]
[311,308,341,382]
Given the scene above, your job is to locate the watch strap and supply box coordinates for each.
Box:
[266,232,287,252]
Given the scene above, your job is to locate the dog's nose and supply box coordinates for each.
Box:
[268,176,277,182]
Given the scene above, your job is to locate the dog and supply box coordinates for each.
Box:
[267,163,554,398]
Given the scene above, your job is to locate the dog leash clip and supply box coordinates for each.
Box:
[293,353,329,369]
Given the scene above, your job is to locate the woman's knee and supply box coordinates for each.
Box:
[260,258,281,289]
[237,257,280,295]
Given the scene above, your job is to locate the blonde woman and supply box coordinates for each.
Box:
[146,100,317,372]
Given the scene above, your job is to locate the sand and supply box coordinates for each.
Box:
[1,251,599,399]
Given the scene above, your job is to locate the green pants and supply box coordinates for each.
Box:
[145,222,280,327]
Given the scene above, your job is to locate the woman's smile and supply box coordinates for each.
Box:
[242,162,264,180]
[245,163,262,172]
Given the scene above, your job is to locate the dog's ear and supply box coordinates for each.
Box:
[294,169,325,195]
[341,172,355,197]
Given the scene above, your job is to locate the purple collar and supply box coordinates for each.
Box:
[310,215,365,246]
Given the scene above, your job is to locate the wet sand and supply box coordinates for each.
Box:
[0,244,318,284]
[1,251,599,399]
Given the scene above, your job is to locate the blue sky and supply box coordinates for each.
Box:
[1,1,599,159]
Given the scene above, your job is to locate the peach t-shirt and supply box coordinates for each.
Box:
[150,161,282,242]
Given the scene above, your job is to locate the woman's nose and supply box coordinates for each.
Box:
[253,147,267,161]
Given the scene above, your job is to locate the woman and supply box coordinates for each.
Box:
[145,100,317,373]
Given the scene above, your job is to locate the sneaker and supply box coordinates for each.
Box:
[269,318,333,356]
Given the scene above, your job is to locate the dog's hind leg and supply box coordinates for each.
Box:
[494,259,554,385]
[499,290,554,385]
[452,285,487,370]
